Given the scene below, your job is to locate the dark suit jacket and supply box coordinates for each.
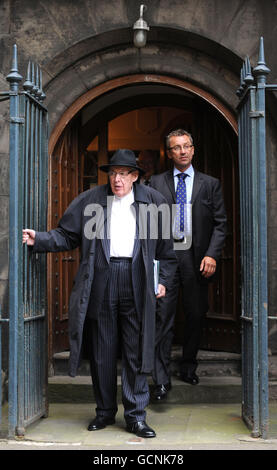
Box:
[150,169,227,277]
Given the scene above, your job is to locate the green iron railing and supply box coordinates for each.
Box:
[0,45,48,438]
[237,37,277,439]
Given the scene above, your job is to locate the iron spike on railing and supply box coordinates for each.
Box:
[236,56,254,97]
[30,62,35,95]
[6,44,23,89]
[23,61,33,93]
[244,56,254,84]
[32,62,39,97]
[39,68,46,102]
[241,61,246,85]
[35,65,42,100]
[253,36,270,77]
[31,62,38,96]
[36,65,43,101]
[236,68,245,97]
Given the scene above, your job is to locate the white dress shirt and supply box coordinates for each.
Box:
[110,189,136,257]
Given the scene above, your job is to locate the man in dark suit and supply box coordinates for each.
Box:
[23,149,177,438]
[150,129,227,400]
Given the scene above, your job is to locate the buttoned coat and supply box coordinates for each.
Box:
[33,183,177,376]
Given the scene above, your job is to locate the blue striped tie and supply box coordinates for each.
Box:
[175,173,188,238]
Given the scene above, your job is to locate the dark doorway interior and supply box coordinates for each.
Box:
[48,83,240,362]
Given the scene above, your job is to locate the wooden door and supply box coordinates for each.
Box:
[48,120,80,355]
[49,122,108,356]
[199,104,240,352]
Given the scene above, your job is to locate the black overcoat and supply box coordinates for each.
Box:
[33,183,177,376]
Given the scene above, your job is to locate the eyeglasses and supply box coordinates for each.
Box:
[108,169,134,179]
[168,144,193,152]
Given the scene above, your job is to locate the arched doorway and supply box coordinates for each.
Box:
[48,75,239,365]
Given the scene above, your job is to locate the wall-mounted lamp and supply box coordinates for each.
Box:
[133,4,150,48]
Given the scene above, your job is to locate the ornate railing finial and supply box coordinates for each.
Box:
[31,62,39,96]
[6,44,23,90]
[253,37,270,78]
[23,61,33,92]
[244,57,254,84]
[39,68,46,102]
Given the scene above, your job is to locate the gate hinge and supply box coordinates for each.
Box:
[249,111,265,118]
[9,117,25,124]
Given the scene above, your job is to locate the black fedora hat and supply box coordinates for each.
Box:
[99,149,145,175]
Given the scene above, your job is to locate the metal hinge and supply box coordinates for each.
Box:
[9,117,25,124]
[249,111,265,118]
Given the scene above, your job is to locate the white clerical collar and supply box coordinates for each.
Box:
[113,188,135,205]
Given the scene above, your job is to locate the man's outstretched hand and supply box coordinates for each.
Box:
[22,229,36,246]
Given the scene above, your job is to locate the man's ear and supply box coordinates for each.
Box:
[133,170,139,182]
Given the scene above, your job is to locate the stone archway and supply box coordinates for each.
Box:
[44,25,240,139]
[47,73,239,361]
[49,74,237,155]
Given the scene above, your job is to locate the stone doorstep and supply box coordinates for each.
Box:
[50,349,244,403]
[52,348,243,377]
[48,375,277,404]
[52,348,277,379]
[48,376,243,404]
[50,349,277,404]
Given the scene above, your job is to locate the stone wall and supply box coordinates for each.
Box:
[0,0,276,130]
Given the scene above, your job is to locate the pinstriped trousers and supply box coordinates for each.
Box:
[88,258,149,424]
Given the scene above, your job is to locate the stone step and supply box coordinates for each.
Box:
[48,376,243,404]
[52,347,242,377]
[49,348,277,404]
[48,375,277,404]
[50,347,243,404]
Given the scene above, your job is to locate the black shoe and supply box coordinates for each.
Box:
[126,420,156,438]
[152,383,172,401]
[87,415,115,431]
[180,373,199,385]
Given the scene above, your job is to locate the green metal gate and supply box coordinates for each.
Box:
[0,45,48,437]
[1,36,277,441]
[237,37,277,439]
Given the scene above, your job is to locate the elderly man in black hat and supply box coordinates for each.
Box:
[23,149,177,438]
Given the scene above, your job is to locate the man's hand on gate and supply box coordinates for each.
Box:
[22,229,36,246]
[156,283,166,298]
[200,256,216,278]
